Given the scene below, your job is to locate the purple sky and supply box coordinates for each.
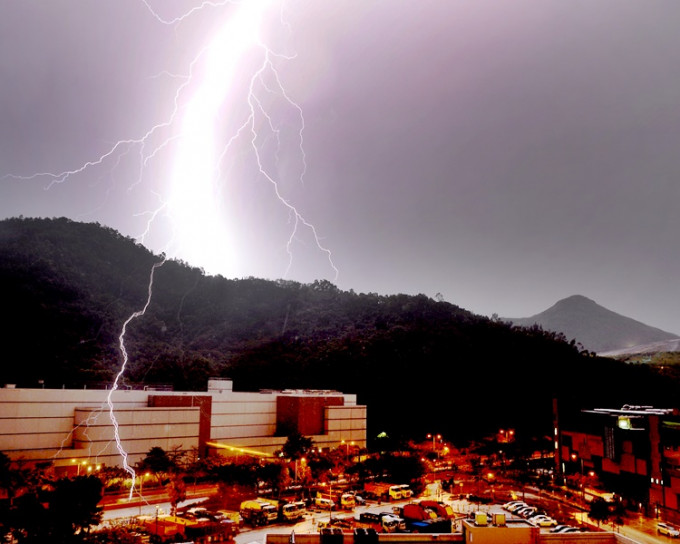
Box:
[1,0,679,335]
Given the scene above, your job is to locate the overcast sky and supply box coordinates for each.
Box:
[1,0,679,335]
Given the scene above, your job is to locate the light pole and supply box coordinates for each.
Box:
[341,440,355,461]
[155,505,159,541]
[571,453,585,500]
[487,472,495,502]
[294,457,306,481]
[321,479,333,523]
[427,433,441,455]
[140,472,150,496]
[499,428,515,443]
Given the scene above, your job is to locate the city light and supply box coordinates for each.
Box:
[426,433,442,451]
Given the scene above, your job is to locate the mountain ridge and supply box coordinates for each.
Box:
[2,216,679,442]
[505,294,679,354]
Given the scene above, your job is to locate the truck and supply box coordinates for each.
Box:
[280,500,306,523]
[317,512,405,534]
[139,514,238,543]
[139,515,191,542]
[397,484,413,498]
[363,483,404,501]
[239,498,279,527]
[418,500,455,520]
[394,503,452,533]
[359,512,406,533]
[316,490,356,510]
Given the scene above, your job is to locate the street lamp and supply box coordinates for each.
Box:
[155,505,159,540]
[294,457,306,481]
[140,472,150,496]
[427,433,441,453]
[341,440,355,460]
[499,429,515,443]
[321,479,333,523]
[487,472,495,502]
[571,453,585,500]
[329,480,333,522]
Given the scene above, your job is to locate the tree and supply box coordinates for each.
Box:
[167,473,187,517]
[48,475,104,538]
[212,460,260,508]
[279,431,314,460]
[257,463,285,497]
[0,452,25,506]
[137,446,175,487]
[588,497,611,526]
[9,475,103,543]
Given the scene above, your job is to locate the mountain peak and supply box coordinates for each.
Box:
[506,295,679,354]
[545,295,601,315]
[553,294,596,307]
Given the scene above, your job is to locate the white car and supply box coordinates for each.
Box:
[551,525,579,533]
[529,515,557,527]
[658,523,680,537]
[516,506,537,517]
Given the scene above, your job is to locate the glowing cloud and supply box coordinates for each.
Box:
[2,0,339,480]
[166,1,271,276]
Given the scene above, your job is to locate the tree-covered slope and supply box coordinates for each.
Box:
[1,217,677,442]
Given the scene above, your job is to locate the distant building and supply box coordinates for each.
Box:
[553,399,680,522]
[0,378,366,475]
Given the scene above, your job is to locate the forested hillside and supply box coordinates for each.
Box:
[1,217,678,443]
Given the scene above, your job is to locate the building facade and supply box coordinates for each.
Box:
[0,379,366,474]
[553,399,680,522]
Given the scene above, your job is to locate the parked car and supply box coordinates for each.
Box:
[551,525,580,533]
[516,506,537,518]
[503,501,526,511]
[550,525,573,533]
[529,515,557,527]
[658,523,680,537]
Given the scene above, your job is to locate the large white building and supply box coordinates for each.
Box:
[0,379,366,475]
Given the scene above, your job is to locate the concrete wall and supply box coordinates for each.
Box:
[72,406,201,464]
[266,531,637,544]
[0,387,148,462]
[267,534,462,544]
[0,381,367,468]
[210,391,279,443]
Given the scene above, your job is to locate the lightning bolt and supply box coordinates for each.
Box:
[108,257,165,499]
[2,0,339,479]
